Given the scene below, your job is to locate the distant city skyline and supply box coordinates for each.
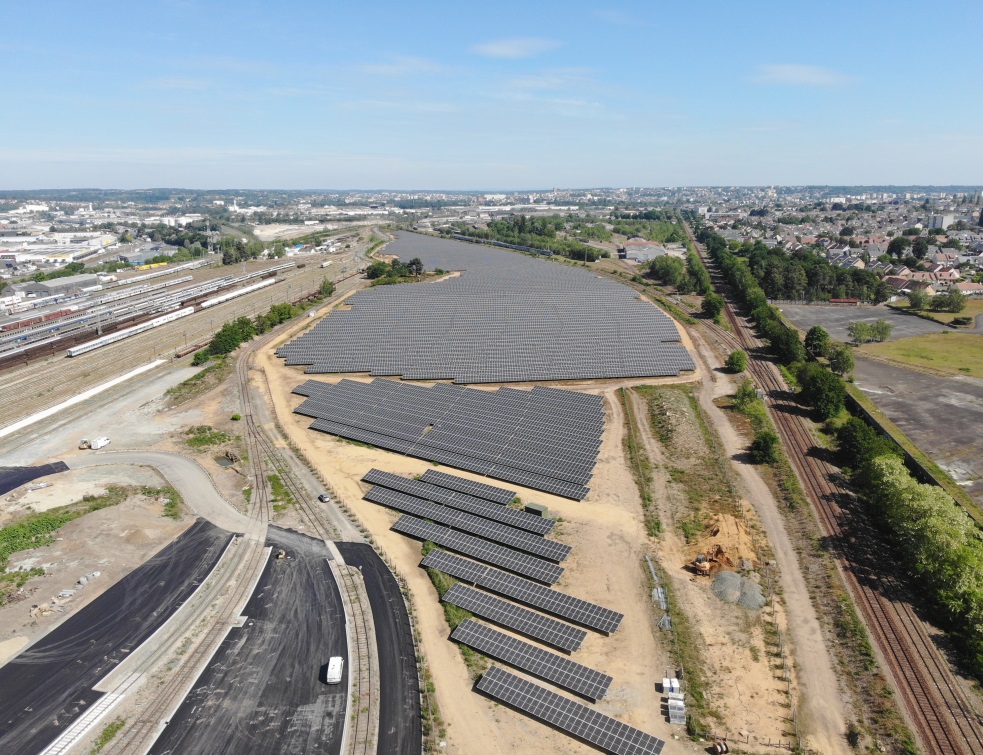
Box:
[3,0,981,189]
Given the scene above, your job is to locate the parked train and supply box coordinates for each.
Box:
[66,307,195,357]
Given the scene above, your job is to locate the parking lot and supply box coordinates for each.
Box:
[779,303,947,342]
[852,357,983,506]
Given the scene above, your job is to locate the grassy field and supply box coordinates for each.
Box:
[860,332,983,377]
[889,297,983,326]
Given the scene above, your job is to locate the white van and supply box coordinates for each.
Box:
[326,656,344,684]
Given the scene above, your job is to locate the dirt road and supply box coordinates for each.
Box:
[689,330,851,755]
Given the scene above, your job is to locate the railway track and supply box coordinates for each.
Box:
[89,265,373,754]
[0,260,358,433]
[691,232,983,755]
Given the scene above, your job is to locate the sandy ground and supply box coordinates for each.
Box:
[687,329,851,754]
[257,340,711,753]
[623,386,794,748]
[0,465,192,666]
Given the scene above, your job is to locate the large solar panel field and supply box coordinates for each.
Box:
[277,232,694,384]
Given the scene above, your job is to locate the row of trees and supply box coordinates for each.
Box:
[847,319,893,345]
[193,279,335,364]
[446,217,607,262]
[645,251,711,295]
[836,419,983,679]
[694,219,848,419]
[695,214,983,680]
[731,240,889,302]
[365,257,426,282]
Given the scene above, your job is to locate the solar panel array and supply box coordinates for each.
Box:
[421,549,623,634]
[277,232,695,384]
[419,469,516,504]
[392,515,563,585]
[476,666,666,755]
[294,378,604,499]
[442,583,587,653]
[452,619,612,701]
[365,486,571,561]
[363,469,554,535]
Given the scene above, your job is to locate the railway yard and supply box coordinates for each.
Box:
[0,227,981,755]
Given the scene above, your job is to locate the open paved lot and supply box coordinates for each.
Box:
[779,303,947,342]
[0,519,231,755]
[336,541,420,755]
[151,527,347,755]
[852,357,983,505]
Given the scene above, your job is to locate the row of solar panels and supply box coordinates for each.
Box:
[365,487,571,562]
[362,469,554,535]
[296,379,603,499]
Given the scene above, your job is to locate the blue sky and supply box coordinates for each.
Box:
[3,0,981,189]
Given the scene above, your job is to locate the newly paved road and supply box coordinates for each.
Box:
[69,450,253,533]
[853,357,983,505]
[150,527,347,755]
[336,542,421,755]
[0,520,231,755]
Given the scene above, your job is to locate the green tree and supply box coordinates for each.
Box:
[912,237,930,259]
[725,350,748,373]
[319,277,335,297]
[887,237,912,257]
[647,256,687,288]
[828,344,855,376]
[365,261,390,279]
[770,326,806,364]
[797,362,846,420]
[804,325,831,357]
[749,430,780,464]
[930,291,967,313]
[847,321,874,345]
[907,289,928,310]
[701,292,725,320]
[870,319,893,342]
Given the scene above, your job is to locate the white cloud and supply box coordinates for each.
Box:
[750,64,852,87]
[336,99,459,114]
[471,37,559,59]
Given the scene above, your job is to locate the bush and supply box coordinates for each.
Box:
[231,413,242,421]
[733,379,758,412]
[749,430,780,464]
[191,350,210,366]
[725,350,748,373]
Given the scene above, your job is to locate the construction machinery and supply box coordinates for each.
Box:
[692,544,728,576]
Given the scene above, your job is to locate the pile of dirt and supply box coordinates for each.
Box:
[712,571,766,611]
[689,511,759,567]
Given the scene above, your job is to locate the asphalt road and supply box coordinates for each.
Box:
[0,519,231,755]
[853,357,983,505]
[779,303,947,342]
[69,450,253,534]
[336,542,421,755]
[150,527,347,755]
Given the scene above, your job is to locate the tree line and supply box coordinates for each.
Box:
[693,214,983,681]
